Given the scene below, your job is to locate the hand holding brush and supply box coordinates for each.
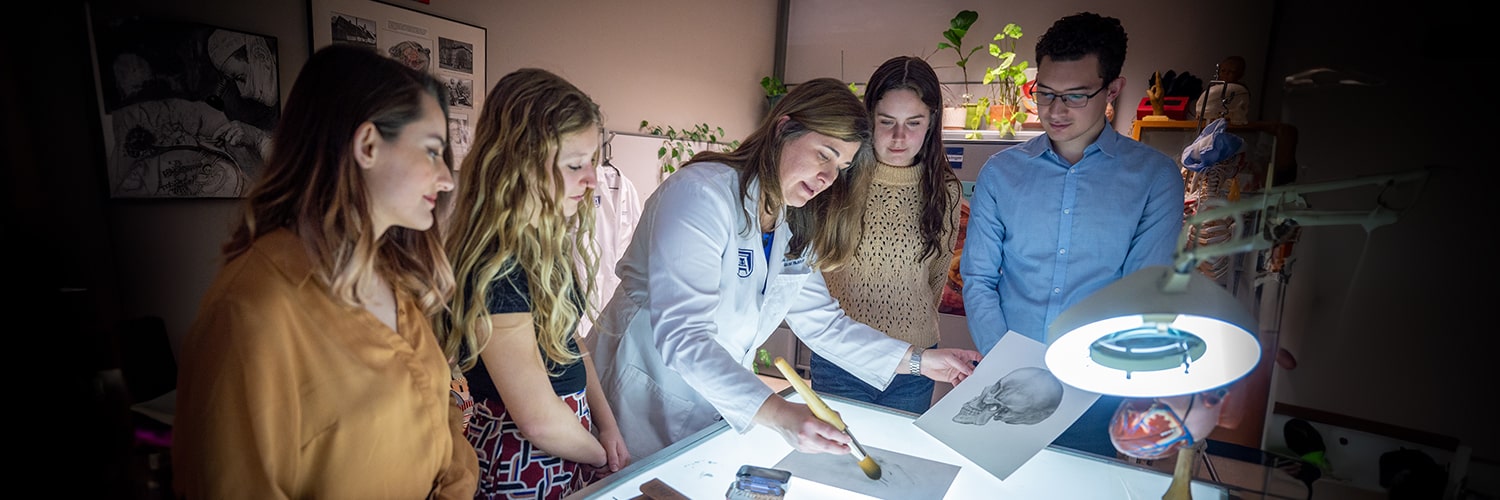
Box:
[770,357,883,480]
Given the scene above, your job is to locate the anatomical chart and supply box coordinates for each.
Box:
[914,332,1099,481]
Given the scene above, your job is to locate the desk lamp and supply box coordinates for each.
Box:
[1044,168,1428,399]
[1045,168,1425,500]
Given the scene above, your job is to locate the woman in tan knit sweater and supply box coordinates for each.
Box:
[813,55,963,414]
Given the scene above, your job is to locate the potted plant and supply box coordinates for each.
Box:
[761,75,787,109]
[639,120,741,177]
[935,10,982,130]
[982,23,1029,137]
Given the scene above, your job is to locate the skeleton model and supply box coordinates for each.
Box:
[953,367,1064,426]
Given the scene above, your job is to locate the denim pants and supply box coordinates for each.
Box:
[808,345,936,415]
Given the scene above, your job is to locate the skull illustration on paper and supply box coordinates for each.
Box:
[953,366,1064,425]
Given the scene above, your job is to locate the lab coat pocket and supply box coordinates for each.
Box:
[616,365,696,448]
[758,270,812,333]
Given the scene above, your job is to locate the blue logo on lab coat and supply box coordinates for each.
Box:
[737,249,753,278]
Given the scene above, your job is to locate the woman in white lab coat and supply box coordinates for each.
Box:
[585,78,984,459]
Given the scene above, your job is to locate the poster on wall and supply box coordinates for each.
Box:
[86,10,281,198]
[937,199,969,315]
[309,0,486,170]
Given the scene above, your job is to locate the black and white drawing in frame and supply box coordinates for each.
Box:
[329,11,375,46]
[446,77,473,109]
[438,37,473,74]
[88,13,280,198]
[447,113,471,168]
[310,0,485,168]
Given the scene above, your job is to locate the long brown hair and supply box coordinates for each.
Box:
[690,77,873,270]
[864,55,960,261]
[224,43,454,316]
[437,68,602,373]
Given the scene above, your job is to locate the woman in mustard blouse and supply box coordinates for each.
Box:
[173,44,476,498]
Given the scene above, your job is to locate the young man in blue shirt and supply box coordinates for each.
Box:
[960,12,1185,457]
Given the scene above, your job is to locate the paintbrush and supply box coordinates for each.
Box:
[772,357,882,480]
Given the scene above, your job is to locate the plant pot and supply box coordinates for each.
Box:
[988,103,1020,134]
[941,105,967,130]
[766,94,784,111]
[964,103,986,131]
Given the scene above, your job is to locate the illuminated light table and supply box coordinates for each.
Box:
[568,389,1253,499]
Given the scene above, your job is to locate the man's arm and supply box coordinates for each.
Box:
[960,163,1009,354]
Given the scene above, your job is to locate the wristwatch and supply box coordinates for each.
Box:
[908,347,926,376]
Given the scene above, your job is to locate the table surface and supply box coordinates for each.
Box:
[567,389,1301,499]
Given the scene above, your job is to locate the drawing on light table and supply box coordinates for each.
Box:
[774,446,958,500]
[914,332,1100,481]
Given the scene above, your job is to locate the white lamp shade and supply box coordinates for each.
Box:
[1044,266,1261,398]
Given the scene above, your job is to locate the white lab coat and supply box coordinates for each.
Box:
[584,162,911,458]
[578,165,642,338]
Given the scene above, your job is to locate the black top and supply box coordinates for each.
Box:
[463,263,587,404]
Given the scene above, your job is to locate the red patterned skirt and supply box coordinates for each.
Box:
[466,389,599,499]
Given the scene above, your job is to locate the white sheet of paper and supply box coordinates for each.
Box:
[773,445,959,500]
[914,332,1100,481]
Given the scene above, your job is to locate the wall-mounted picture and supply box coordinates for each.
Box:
[329,12,376,46]
[309,0,485,167]
[87,13,280,198]
[938,199,970,315]
[914,332,1099,481]
[446,76,473,109]
[438,37,473,74]
[448,113,471,168]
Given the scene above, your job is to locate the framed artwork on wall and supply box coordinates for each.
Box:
[308,0,485,169]
[86,7,281,198]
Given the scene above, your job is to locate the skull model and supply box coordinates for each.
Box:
[953,366,1064,425]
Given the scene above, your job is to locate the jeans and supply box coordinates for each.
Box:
[1052,394,1125,457]
[808,345,936,415]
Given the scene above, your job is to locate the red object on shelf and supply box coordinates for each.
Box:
[1136,96,1188,120]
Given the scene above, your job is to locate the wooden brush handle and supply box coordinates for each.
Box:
[773,357,848,431]
[1161,445,1196,500]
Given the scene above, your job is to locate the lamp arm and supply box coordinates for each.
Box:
[1270,207,1401,233]
[1260,168,1427,197]
[1172,233,1276,279]
[1170,167,1428,282]
[1184,168,1428,229]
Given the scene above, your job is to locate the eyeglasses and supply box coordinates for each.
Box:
[1034,86,1107,108]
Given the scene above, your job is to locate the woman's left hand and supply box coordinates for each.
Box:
[920,348,984,386]
[597,425,631,473]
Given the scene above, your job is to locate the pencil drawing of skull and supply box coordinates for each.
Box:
[953,367,1064,425]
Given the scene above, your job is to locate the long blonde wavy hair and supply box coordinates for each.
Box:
[436,68,601,373]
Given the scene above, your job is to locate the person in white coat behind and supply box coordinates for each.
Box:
[585,78,984,459]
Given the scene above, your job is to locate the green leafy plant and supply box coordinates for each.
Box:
[753,348,774,374]
[760,75,787,97]
[936,10,982,101]
[639,120,741,175]
[982,23,1029,136]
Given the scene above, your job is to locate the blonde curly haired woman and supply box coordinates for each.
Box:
[434,68,629,499]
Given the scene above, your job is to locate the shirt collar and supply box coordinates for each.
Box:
[1017,125,1127,166]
